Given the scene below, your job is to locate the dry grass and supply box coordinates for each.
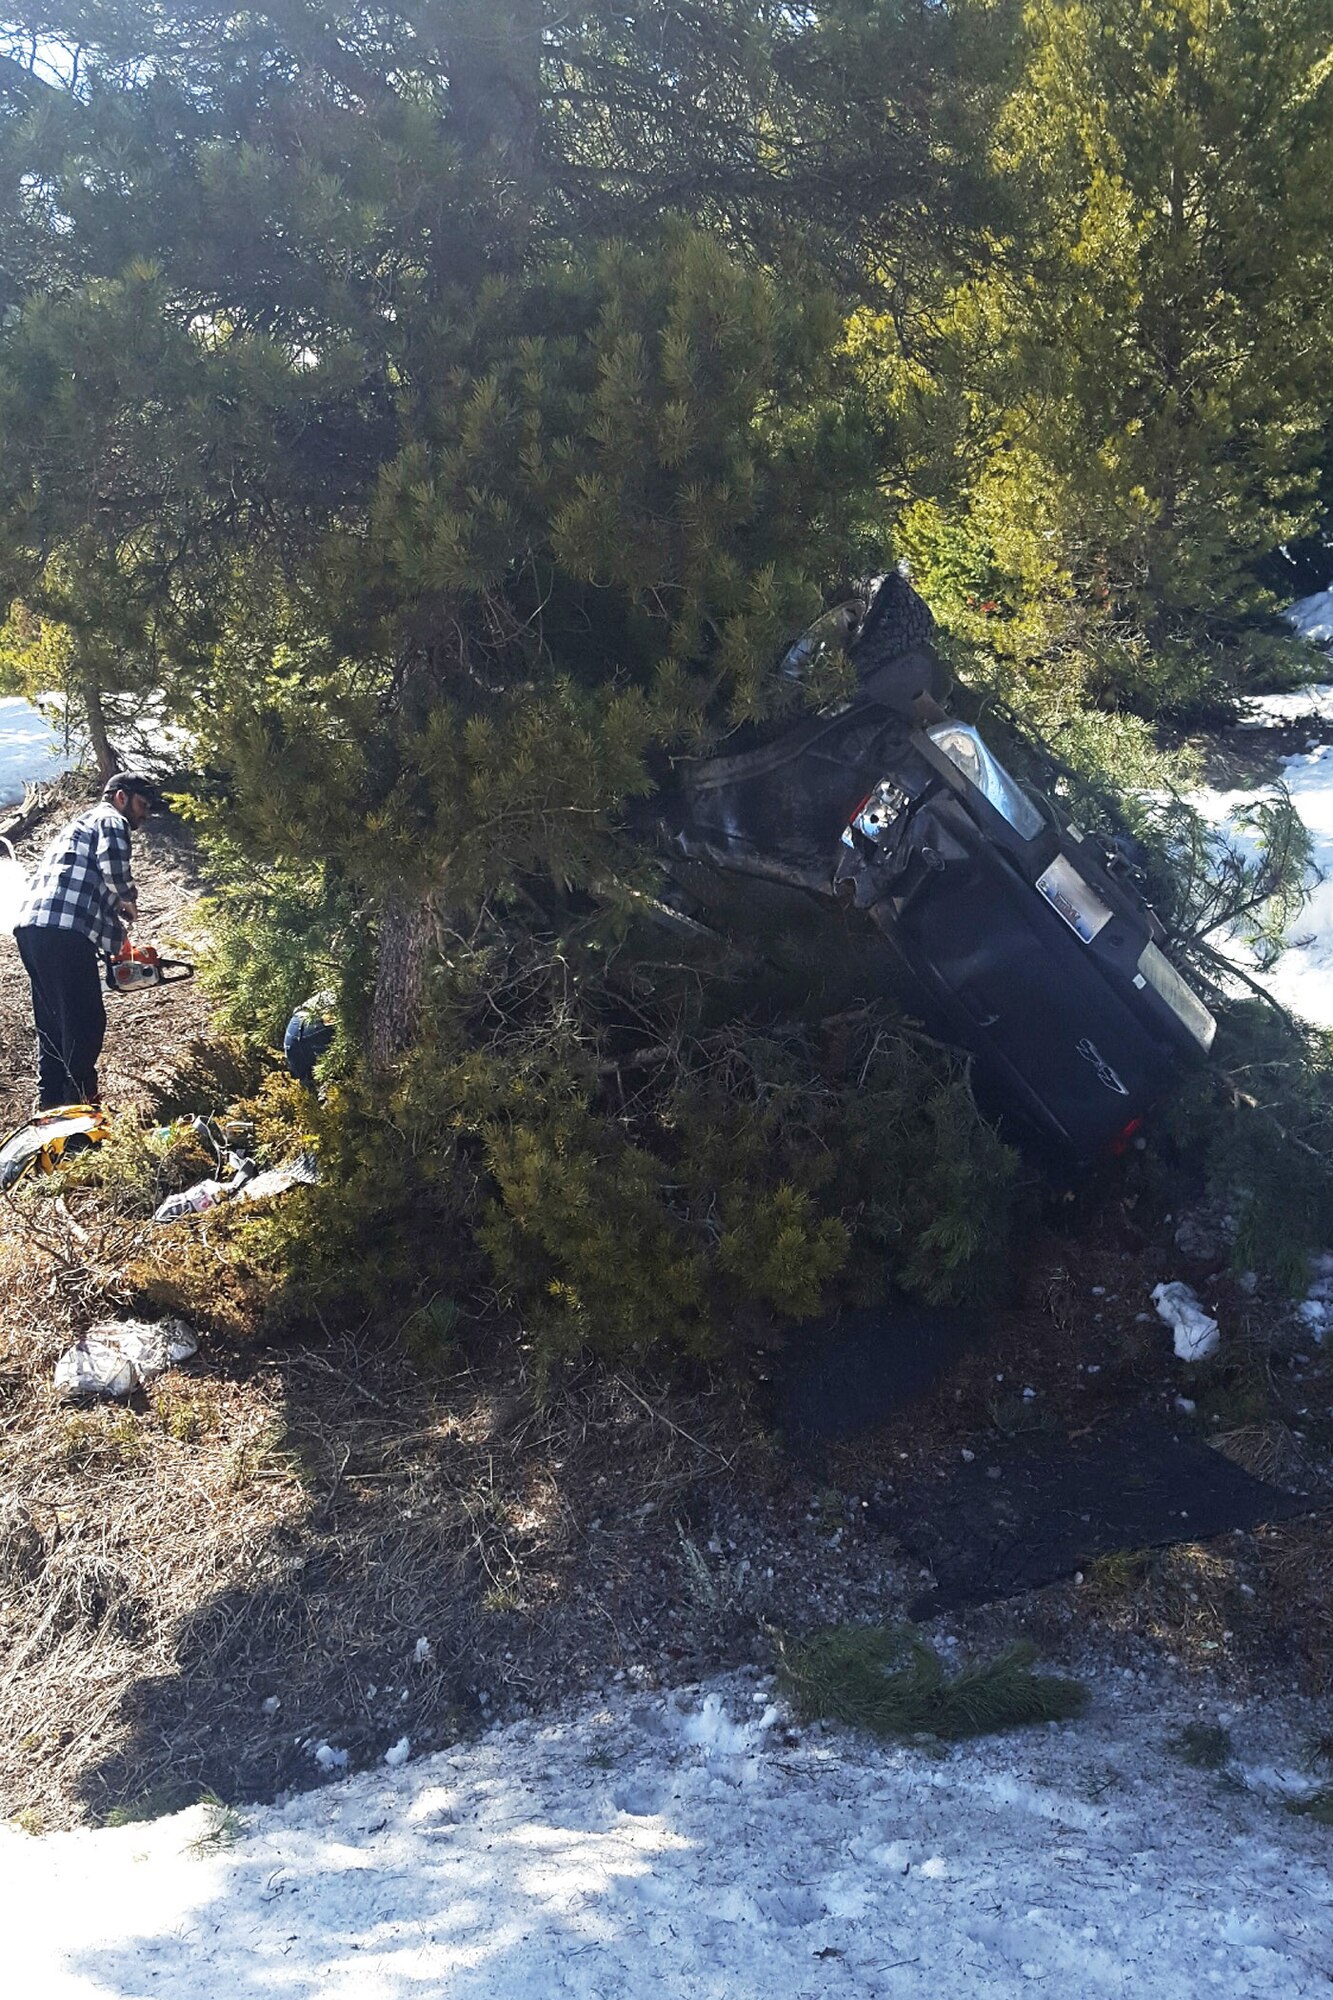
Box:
[1256,1516,1333,1696]
[1211,1422,1327,1495]
[1078,1538,1248,1670]
[6,1125,1333,1830]
[0,1179,768,1827]
[0,1219,307,1827]
[7,1151,1333,1826]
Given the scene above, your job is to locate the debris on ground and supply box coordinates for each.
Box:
[153,1156,256,1222]
[1298,1252,1333,1340]
[880,1417,1308,1616]
[54,1319,199,1400]
[1151,1280,1221,1361]
[236,1155,320,1204]
[1171,1202,1236,1266]
[152,1149,317,1222]
[0,1105,112,1191]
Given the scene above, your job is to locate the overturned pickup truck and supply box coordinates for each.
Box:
[656,575,1216,1162]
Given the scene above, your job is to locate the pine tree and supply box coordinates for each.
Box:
[0,4,1022,1349]
[879,0,1333,715]
[0,2,997,1034]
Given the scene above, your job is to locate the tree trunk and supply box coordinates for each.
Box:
[443,0,544,178]
[366,0,544,1064]
[370,890,434,1067]
[83,676,116,782]
[368,4,545,1061]
[439,0,543,271]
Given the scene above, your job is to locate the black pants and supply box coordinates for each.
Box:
[14,925,107,1110]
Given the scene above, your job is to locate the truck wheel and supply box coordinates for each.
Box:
[850,574,947,714]
[852,572,937,664]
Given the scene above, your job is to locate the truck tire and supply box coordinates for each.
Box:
[849,573,947,714]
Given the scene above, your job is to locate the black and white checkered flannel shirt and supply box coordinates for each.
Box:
[15,802,138,957]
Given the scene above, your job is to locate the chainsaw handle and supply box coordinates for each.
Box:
[156,959,195,984]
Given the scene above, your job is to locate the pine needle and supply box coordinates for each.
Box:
[775,1623,1087,1742]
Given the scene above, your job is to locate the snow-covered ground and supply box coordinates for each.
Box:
[4,1668,1331,1998]
[0,694,76,805]
[1286,587,1333,650]
[1192,690,1333,1028]
[1184,584,1333,1029]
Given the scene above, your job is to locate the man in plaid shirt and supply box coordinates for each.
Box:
[14,772,159,1109]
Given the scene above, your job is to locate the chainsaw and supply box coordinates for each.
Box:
[105,939,196,994]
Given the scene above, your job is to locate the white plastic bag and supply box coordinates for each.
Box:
[54,1318,198,1400]
[54,1337,138,1400]
[152,1177,233,1223]
[237,1155,320,1203]
[1151,1281,1220,1363]
[153,1152,259,1223]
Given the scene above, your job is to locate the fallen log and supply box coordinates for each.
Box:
[0,780,54,845]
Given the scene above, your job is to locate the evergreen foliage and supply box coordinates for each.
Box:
[0,2,1330,1352]
[776,1622,1089,1741]
[170,904,1020,1352]
[1157,1006,1333,1292]
[0,0,1033,1351]
[1168,1721,1232,1769]
[869,0,1333,717]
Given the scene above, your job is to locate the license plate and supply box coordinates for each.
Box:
[1037,855,1113,942]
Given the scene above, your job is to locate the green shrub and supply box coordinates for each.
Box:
[1289,1787,1333,1826]
[1156,1006,1333,1293]
[103,1781,221,1827]
[169,872,1021,1363]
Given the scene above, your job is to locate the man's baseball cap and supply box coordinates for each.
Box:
[102,771,163,810]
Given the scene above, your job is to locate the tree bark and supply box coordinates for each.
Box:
[370,890,434,1067]
[82,676,116,782]
[369,3,545,1063]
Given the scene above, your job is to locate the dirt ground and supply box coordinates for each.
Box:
[1,782,1331,1833]
[1180,707,1333,789]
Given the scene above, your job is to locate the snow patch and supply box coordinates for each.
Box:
[0,696,77,806]
[1298,1251,1333,1342]
[1190,741,1333,1029]
[1286,589,1333,649]
[678,1690,777,1761]
[6,1673,1333,1998]
[1191,595,1333,1025]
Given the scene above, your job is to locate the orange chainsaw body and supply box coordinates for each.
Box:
[106,940,196,993]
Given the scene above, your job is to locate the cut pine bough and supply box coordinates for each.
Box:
[775,1623,1087,1741]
